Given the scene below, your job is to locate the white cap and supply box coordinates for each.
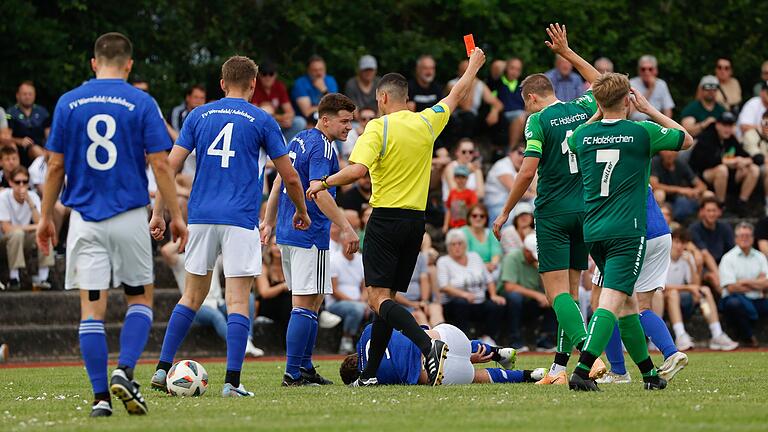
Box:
[358,55,378,71]
[524,232,538,261]
[514,202,534,217]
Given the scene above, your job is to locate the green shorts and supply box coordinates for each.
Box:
[587,236,647,295]
[535,211,588,273]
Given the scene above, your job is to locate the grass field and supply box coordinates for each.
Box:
[1,352,767,432]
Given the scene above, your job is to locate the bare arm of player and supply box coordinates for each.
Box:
[630,89,694,150]
[492,156,539,240]
[36,152,65,255]
[150,145,190,240]
[440,48,486,114]
[259,175,282,245]
[312,181,360,255]
[148,151,188,252]
[545,23,600,85]
[306,163,368,199]
[273,154,311,230]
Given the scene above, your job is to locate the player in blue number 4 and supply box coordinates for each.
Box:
[149,56,310,398]
[37,33,188,417]
[261,93,361,386]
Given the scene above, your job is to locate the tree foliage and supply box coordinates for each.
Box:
[1,0,766,115]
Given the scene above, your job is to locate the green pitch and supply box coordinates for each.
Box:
[1,352,766,432]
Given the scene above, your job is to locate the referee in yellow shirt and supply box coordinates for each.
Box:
[307,48,487,386]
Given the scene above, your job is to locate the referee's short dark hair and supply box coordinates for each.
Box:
[378,73,408,101]
[94,32,133,66]
[222,55,258,91]
[521,73,555,99]
[318,93,356,118]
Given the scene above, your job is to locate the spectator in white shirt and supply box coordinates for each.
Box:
[719,222,768,347]
[664,228,738,351]
[484,143,535,225]
[0,166,53,290]
[737,81,768,137]
[328,248,367,354]
[437,229,506,344]
[629,55,675,121]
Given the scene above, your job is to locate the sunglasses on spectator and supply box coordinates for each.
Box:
[460,150,474,154]
[361,116,375,121]
[716,65,731,70]
[640,67,655,72]
[470,213,487,219]
[13,179,29,185]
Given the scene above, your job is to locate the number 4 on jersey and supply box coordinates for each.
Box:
[208,122,236,168]
[561,130,578,174]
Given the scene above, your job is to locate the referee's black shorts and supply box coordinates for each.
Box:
[362,207,425,293]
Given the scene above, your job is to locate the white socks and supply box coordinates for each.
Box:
[549,363,566,376]
[38,266,49,282]
[9,268,19,280]
[672,322,686,338]
[709,322,723,338]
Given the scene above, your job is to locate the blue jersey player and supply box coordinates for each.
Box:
[37,32,187,418]
[149,56,309,398]
[339,323,544,386]
[591,186,689,383]
[261,93,360,386]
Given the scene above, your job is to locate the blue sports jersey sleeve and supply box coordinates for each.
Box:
[142,97,173,153]
[45,100,68,154]
[308,137,334,182]
[262,115,288,160]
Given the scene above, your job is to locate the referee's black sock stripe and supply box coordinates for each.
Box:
[379,299,432,355]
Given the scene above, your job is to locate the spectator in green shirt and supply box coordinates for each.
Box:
[681,75,727,138]
[499,232,556,351]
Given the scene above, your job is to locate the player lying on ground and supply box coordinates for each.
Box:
[38,32,187,418]
[492,23,606,385]
[566,73,693,391]
[591,185,689,384]
[339,323,545,385]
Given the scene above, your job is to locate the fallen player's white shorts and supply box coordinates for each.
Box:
[185,224,261,277]
[592,234,671,293]
[434,324,475,385]
[279,245,332,295]
[66,207,152,290]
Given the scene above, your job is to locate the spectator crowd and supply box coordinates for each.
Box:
[2,51,768,358]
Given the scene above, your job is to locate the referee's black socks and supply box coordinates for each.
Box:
[378,299,433,355]
[360,315,393,380]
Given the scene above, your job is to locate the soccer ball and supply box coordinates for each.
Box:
[167,359,208,397]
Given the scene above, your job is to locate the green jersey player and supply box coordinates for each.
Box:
[492,23,605,384]
[566,73,693,391]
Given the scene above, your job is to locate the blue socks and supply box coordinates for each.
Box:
[302,310,319,371]
[486,368,525,383]
[605,323,627,375]
[286,307,317,379]
[639,310,678,359]
[159,304,196,365]
[118,304,153,370]
[79,320,109,397]
[470,340,495,355]
[225,313,250,386]
[605,310,679,376]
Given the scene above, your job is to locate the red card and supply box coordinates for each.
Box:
[464,34,475,57]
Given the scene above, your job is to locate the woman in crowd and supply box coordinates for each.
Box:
[500,202,535,254]
[461,204,503,279]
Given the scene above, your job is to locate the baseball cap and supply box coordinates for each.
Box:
[524,233,538,261]
[514,202,534,217]
[717,111,737,125]
[358,55,378,71]
[454,165,470,177]
[699,75,719,90]
[259,61,277,75]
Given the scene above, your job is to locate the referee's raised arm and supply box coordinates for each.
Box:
[440,48,486,113]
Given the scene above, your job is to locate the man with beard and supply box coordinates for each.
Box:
[681,76,727,138]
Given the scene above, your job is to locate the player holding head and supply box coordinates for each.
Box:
[37,32,187,417]
[566,73,693,391]
[149,55,310,397]
[261,93,360,386]
[307,47,487,387]
[338,323,541,386]
[491,24,606,384]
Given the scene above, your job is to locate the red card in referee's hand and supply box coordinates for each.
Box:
[464,34,475,57]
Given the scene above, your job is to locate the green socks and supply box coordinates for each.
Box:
[619,314,658,378]
[576,308,617,373]
[552,293,587,348]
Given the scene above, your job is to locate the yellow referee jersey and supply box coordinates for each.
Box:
[349,103,450,211]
